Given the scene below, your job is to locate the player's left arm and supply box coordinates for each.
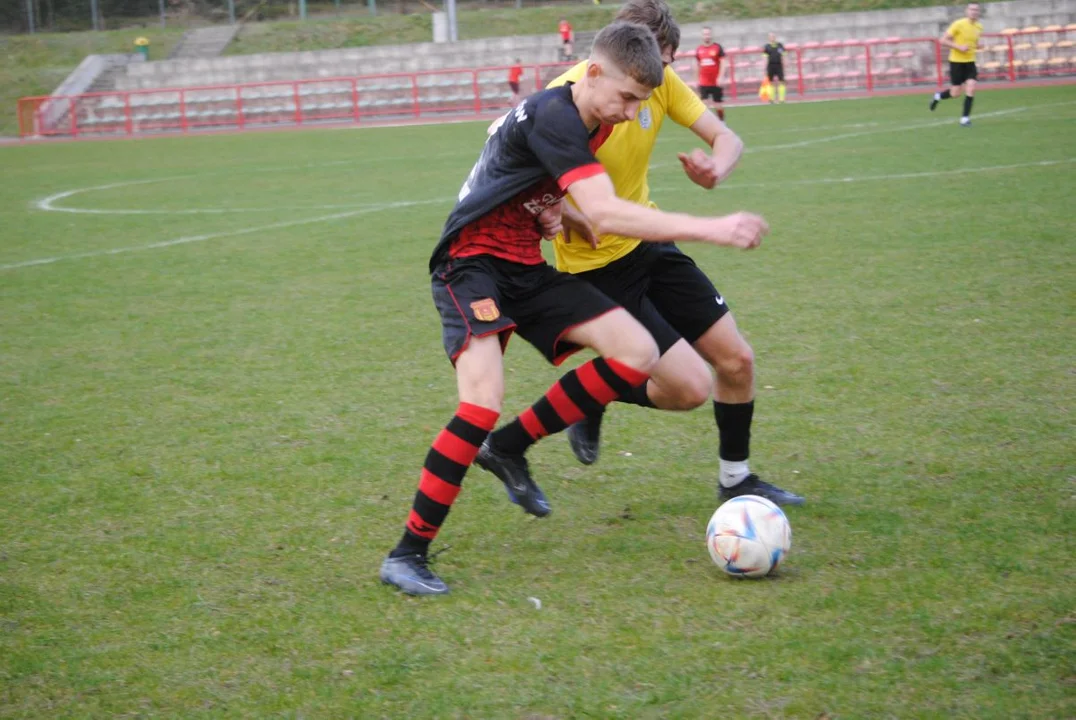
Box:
[665,70,743,188]
[679,110,744,190]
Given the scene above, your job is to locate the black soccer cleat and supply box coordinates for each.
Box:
[380,553,449,596]
[719,473,805,507]
[475,439,551,517]
[567,411,604,466]
[929,95,939,112]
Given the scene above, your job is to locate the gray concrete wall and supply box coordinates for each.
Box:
[109,0,1076,92]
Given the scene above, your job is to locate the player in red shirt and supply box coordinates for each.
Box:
[379,23,770,596]
[559,18,574,60]
[507,58,524,105]
[695,26,727,120]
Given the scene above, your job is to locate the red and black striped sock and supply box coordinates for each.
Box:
[390,402,499,558]
[491,357,649,456]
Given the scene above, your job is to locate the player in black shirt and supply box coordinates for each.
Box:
[762,33,786,103]
[380,22,771,596]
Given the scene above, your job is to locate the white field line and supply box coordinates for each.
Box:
[1,198,449,271]
[10,98,1074,271]
[36,177,378,215]
[649,106,1031,172]
[33,149,472,216]
[650,158,1076,194]
[650,99,1076,170]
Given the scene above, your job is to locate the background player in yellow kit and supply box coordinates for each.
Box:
[546,0,804,506]
[929,2,983,126]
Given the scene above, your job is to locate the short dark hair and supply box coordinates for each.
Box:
[591,21,666,88]
[614,0,681,56]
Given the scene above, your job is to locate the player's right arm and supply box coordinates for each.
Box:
[525,94,765,250]
[566,173,766,249]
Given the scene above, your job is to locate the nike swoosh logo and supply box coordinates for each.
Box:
[405,574,443,591]
[715,295,725,305]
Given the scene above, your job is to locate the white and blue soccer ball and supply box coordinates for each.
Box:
[706,495,791,578]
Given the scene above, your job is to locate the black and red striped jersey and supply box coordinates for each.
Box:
[430,84,610,270]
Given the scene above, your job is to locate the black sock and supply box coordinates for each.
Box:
[939,89,952,100]
[616,381,655,408]
[713,400,754,461]
[391,530,428,558]
[963,95,974,117]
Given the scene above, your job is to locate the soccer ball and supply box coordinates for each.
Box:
[706,495,791,578]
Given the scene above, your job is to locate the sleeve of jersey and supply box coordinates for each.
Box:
[946,20,959,37]
[546,61,586,89]
[526,97,604,190]
[666,70,708,128]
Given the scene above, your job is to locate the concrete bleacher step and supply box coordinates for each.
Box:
[168,25,240,60]
[88,65,124,93]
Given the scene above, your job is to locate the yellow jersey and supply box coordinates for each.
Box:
[946,18,983,63]
[546,62,707,274]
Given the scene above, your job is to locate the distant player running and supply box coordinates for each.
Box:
[508,58,524,105]
[559,17,575,61]
[380,22,770,596]
[762,33,786,104]
[694,26,728,121]
[929,2,983,126]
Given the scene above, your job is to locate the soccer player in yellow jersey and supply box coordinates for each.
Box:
[930,2,983,126]
[544,0,804,506]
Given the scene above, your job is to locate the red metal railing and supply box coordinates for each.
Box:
[16,30,1076,139]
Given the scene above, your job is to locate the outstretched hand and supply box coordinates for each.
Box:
[709,212,769,249]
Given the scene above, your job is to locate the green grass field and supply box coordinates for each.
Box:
[2,86,1075,717]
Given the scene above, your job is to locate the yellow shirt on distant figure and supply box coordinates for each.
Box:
[947,18,983,62]
[546,62,707,274]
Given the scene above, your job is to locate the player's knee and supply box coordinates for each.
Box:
[458,376,504,413]
[668,371,711,410]
[714,343,755,386]
[616,332,660,376]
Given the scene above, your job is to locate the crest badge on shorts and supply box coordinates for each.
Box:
[470,298,500,322]
[638,106,652,130]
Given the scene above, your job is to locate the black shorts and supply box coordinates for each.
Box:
[766,65,785,82]
[508,81,520,94]
[950,61,978,86]
[574,243,729,356]
[432,255,620,366]
[699,85,724,102]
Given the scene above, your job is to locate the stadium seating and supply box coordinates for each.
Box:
[27,24,1076,139]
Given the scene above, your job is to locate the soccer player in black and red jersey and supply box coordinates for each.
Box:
[380,22,771,596]
[694,26,727,120]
